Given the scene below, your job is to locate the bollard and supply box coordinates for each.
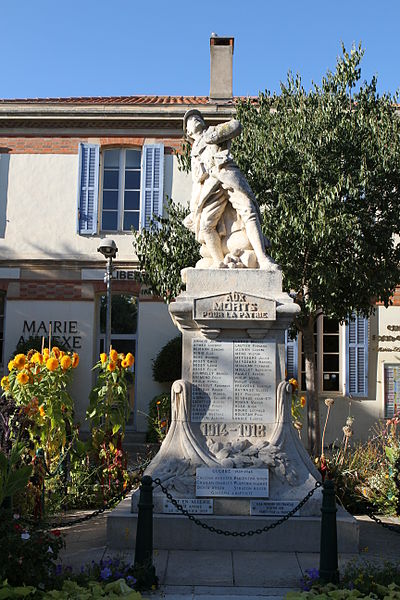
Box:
[134,476,157,587]
[319,479,339,583]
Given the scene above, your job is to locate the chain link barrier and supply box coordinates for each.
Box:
[152,477,322,537]
[365,509,400,534]
[23,456,153,530]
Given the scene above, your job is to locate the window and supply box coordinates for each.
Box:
[299,316,341,392]
[384,364,400,418]
[77,143,164,235]
[102,149,141,232]
[98,294,138,427]
[285,314,368,397]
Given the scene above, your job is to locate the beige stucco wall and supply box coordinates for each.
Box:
[0,152,191,262]
[135,300,178,432]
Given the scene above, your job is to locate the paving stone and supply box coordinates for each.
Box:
[233,552,302,587]
[165,551,233,586]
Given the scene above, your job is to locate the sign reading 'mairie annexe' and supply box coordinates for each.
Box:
[19,320,82,349]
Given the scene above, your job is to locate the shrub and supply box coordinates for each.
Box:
[152,336,182,383]
[146,393,171,443]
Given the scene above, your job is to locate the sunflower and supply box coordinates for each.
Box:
[126,353,134,367]
[107,362,116,372]
[16,372,29,385]
[100,353,107,364]
[52,347,61,359]
[61,355,72,370]
[110,349,118,362]
[46,357,59,372]
[72,353,79,368]
[31,352,43,365]
[8,360,15,372]
[1,376,9,390]
[300,395,306,408]
[14,354,26,370]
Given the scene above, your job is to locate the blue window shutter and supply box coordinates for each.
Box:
[140,144,164,229]
[77,143,99,235]
[285,330,298,381]
[346,315,368,397]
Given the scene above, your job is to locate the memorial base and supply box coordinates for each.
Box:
[107,497,359,553]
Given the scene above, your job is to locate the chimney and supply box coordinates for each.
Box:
[209,34,234,100]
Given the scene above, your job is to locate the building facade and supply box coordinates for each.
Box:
[0,36,399,442]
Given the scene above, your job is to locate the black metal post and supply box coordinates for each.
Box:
[134,475,157,587]
[319,479,339,583]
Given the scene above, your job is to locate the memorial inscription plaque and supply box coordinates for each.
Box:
[250,500,300,516]
[194,292,276,320]
[162,498,213,514]
[196,467,269,497]
[191,339,275,423]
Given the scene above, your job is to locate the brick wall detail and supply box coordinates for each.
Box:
[0,136,182,154]
[19,282,85,300]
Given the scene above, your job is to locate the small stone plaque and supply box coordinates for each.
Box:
[250,500,300,516]
[194,292,276,321]
[196,468,269,497]
[162,498,213,514]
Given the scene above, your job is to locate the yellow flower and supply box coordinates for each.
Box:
[60,355,72,370]
[121,359,129,368]
[300,395,306,408]
[14,354,26,370]
[46,357,59,372]
[100,353,107,364]
[31,352,43,365]
[289,378,298,390]
[107,362,116,372]
[8,360,15,372]
[52,347,61,359]
[72,353,79,368]
[39,405,46,417]
[110,349,118,362]
[1,376,9,390]
[126,352,134,367]
[16,372,29,385]
[43,348,50,358]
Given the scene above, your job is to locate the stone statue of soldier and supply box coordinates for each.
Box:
[183,109,278,271]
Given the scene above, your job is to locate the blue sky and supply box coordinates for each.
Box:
[1,0,399,99]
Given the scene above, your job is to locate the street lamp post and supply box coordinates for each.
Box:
[97,239,118,355]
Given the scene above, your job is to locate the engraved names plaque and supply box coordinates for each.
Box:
[250,500,300,516]
[162,498,213,514]
[196,468,269,497]
[194,292,276,321]
[191,339,275,423]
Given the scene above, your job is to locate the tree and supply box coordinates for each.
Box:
[233,44,400,454]
[133,45,400,456]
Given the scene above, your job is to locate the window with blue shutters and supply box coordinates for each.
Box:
[98,144,164,232]
[346,315,368,397]
[77,143,100,235]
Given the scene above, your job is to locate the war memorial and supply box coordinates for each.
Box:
[108,109,359,554]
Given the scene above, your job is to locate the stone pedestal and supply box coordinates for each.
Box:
[107,268,359,552]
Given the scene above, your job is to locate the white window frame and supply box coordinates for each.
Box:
[100,148,142,233]
[298,315,345,394]
[383,363,400,419]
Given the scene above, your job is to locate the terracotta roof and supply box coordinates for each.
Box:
[0,95,215,105]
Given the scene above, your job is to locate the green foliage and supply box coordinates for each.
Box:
[0,510,64,588]
[132,198,200,302]
[146,393,171,443]
[0,577,143,598]
[290,561,400,599]
[152,336,182,383]
[0,443,32,506]
[233,44,400,323]
[323,418,400,515]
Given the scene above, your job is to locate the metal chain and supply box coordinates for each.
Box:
[152,478,322,537]
[29,456,153,530]
[365,509,400,534]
